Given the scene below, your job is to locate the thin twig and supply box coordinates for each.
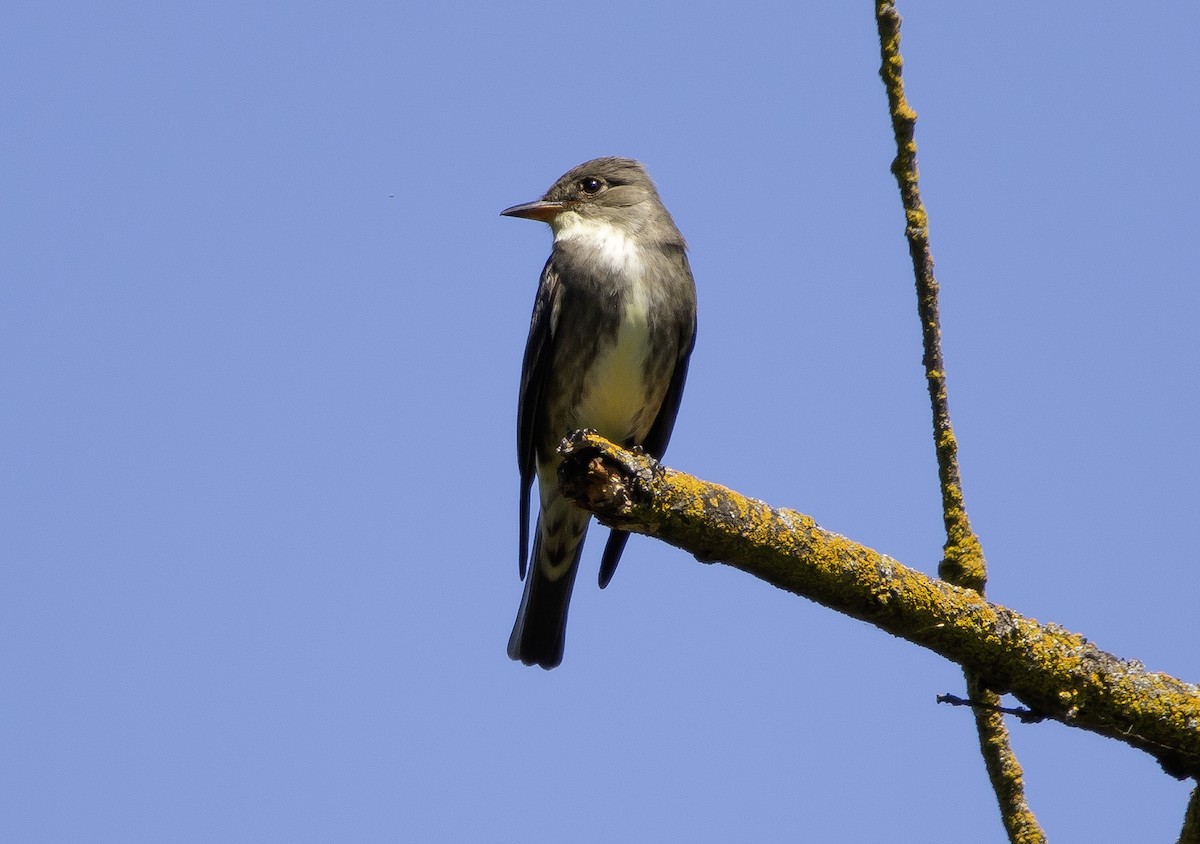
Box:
[937,692,1045,725]
[874,4,1042,840]
[874,1,984,591]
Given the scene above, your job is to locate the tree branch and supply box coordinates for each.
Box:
[557,430,1200,780]
[1181,784,1200,844]
[875,0,983,594]
[874,3,1037,839]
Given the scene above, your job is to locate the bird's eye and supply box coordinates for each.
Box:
[579,177,603,194]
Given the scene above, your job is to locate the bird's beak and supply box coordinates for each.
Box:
[500,199,565,223]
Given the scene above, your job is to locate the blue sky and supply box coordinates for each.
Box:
[4,2,1197,841]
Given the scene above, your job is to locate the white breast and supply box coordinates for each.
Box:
[553,214,655,442]
[552,212,646,277]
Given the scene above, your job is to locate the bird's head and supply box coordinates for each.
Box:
[501,157,679,243]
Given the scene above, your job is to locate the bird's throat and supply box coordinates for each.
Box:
[551,212,645,277]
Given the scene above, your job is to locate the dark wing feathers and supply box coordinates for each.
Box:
[597,530,631,590]
[641,311,697,460]
[517,259,558,580]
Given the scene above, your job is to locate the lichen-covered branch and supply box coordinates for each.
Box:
[875,0,983,594]
[874,2,1035,838]
[557,430,1200,780]
[1181,784,1200,844]
[965,675,1046,843]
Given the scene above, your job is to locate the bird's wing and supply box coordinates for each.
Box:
[517,258,559,580]
[598,311,697,588]
[641,311,698,460]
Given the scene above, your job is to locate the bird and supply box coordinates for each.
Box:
[501,157,698,669]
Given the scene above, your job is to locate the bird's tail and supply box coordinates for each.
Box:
[508,504,589,669]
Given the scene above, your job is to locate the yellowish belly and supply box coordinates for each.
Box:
[574,284,653,442]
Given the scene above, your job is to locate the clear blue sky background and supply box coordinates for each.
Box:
[4,3,1197,841]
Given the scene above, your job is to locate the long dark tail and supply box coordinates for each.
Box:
[508,508,589,669]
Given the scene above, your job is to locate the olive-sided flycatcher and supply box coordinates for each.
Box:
[501,157,698,669]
